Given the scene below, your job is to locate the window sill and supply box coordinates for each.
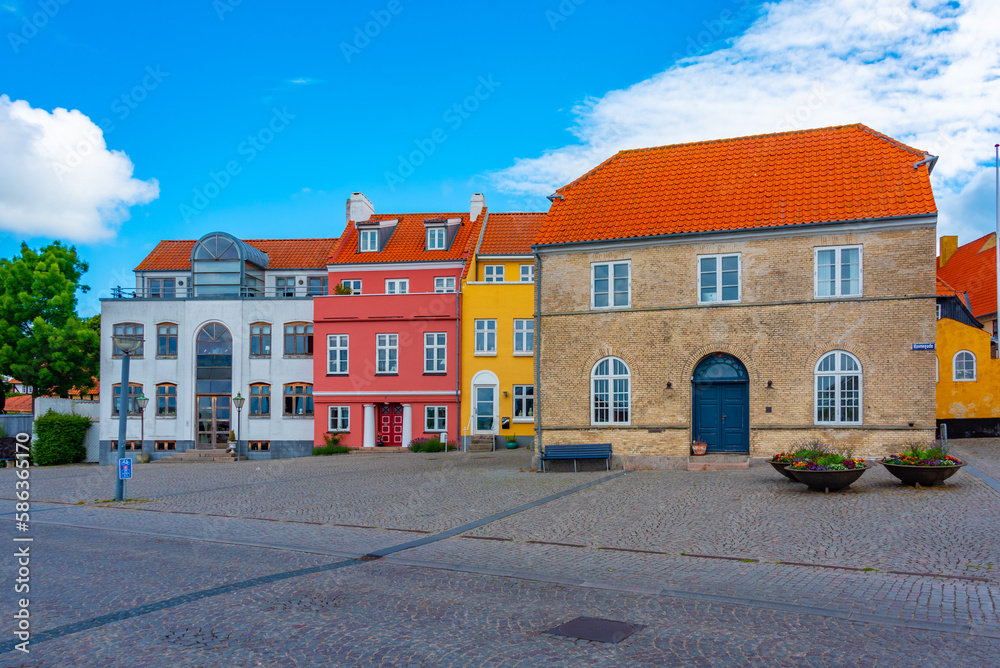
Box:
[155,355,178,360]
[375,373,399,376]
[112,356,144,360]
[283,355,314,359]
[326,372,349,377]
[589,305,630,311]
[423,372,447,376]
[249,355,271,360]
[282,414,314,419]
[249,415,271,419]
[697,300,741,306]
[813,294,863,300]
[474,352,497,357]
[954,378,977,382]
[513,418,534,423]
[590,422,631,427]
[814,422,863,427]
[154,415,177,420]
[512,352,533,357]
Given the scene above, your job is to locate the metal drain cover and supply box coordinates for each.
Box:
[544,616,643,643]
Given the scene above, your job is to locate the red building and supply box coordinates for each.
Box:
[312,193,485,448]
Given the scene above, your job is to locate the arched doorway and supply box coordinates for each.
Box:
[195,323,233,448]
[692,353,749,453]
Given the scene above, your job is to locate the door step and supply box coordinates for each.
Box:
[687,455,750,471]
[467,436,494,453]
[156,449,236,463]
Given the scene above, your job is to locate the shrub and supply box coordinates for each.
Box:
[33,410,90,466]
[312,444,351,456]
[410,437,457,453]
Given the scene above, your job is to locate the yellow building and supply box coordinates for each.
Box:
[936,278,1000,437]
[460,213,543,450]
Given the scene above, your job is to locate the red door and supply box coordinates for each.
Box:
[378,403,404,446]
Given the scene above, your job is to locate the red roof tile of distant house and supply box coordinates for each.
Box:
[328,212,485,265]
[536,124,937,246]
[4,395,32,414]
[135,238,340,271]
[479,213,545,255]
[937,232,997,319]
[936,277,962,298]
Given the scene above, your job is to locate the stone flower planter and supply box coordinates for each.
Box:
[787,465,871,492]
[881,462,963,486]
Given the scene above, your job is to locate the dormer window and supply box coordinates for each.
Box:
[359,229,380,252]
[427,228,446,250]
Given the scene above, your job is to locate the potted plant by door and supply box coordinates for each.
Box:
[505,435,519,449]
[880,441,964,486]
[691,439,708,456]
[226,430,237,454]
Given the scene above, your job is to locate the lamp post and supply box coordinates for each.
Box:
[136,394,149,449]
[112,334,143,502]
[233,392,245,462]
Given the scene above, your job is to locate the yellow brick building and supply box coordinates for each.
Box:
[460,213,544,450]
[936,278,1000,437]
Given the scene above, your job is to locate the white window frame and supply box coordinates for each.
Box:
[376,333,398,374]
[814,245,863,299]
[275,276,296,298]
[697,253,741,304]
[953,350,977,381]
[591,261,631,309]
[434,276,455,293]
[935,355,939,383]
[936,303,942,320]
[520,264,534,282]
[484,265,505,282]
[342,279,362,294]
[426,227,446,250]
[385,279,409,294]
[424,332,447,373]
[512,385,534,422]
[425,405,447,432]
[814,351,863,425]
[474,319,497,355]
[328,405,350,432]
[513,319,534,355]
[359,229,380,252]
[591,356,631,425]
[327,334,349,375]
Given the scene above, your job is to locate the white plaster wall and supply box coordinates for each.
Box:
[100,297,317,445]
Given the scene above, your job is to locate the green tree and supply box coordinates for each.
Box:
[0,242,99,399]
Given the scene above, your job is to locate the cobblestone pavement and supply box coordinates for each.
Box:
[1,443,999,666]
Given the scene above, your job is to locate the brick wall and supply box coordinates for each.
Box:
[537,224,938,458]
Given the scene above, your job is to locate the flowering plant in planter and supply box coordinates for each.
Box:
[881,441,962,467]
[787,453,867,471]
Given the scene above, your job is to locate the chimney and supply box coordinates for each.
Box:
[470,193,485,223]
[347,192,374,224]
[939,236,958,267]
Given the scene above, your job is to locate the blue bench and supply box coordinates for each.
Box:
[540,443,612,472]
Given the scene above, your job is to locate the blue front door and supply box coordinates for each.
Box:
[693,383,748,452]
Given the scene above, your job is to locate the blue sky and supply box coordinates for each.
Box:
[1,0,998,316]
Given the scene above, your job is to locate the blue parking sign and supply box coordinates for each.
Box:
[118,457,133,480]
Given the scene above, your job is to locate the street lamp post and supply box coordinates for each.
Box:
[136,394,149,450]
[233,392,245,462]
[112,334,143,502]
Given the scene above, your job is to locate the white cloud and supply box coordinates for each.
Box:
[289,78,322,85]
[491,0,1000,240]
[0,95,159,242]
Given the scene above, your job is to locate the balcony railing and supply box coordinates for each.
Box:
[108,286,326,299]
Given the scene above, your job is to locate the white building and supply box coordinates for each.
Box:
[99,232,337,462]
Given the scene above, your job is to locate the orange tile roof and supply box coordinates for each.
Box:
[937,232,997,319]
[4,395,32,413]
[329,212,485,265]
[936,277,962,298]
[536,124,937,246]
[135,238,340,271]
[479,213,545,255]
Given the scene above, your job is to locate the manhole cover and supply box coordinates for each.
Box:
[544,616,643,643]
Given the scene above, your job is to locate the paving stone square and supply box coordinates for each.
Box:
[1,443,998,666]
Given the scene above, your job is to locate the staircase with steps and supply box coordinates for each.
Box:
[687,454,750,471]
[467,435,495,453]
[156,448,237,463]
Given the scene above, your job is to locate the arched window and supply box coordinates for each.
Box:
[954,351,977,381]
[112,383,143,416]
[592,357,630,425]
[156,383,177,416]
[196,323,233,394]
[815,351,862,425]
[112,323,144,356]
